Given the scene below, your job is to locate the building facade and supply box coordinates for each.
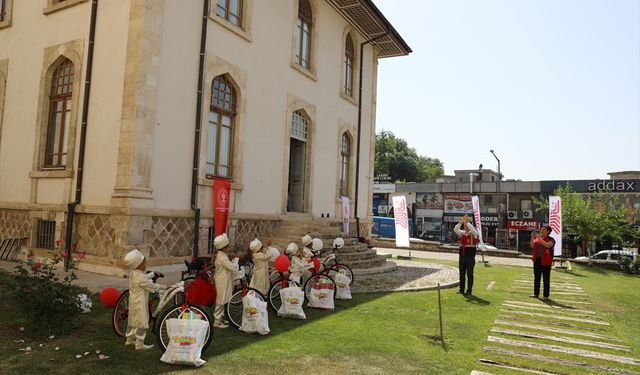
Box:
[375,170,640,256]
[0,0,410,267]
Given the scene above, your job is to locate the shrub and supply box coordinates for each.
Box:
[619,256,640,275]
[12,241,87,338]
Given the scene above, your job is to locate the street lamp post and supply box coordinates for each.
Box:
[490,150,501,192]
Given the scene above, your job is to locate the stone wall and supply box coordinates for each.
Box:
[0,209,31,239]
[230,218,280,251]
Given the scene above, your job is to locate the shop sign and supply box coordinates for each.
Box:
[507,220,540,230]
[416,193,443,209]
[481,216,500,228]
[444,193,472,214]
[373,183,395,194]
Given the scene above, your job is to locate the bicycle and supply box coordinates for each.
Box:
[111,274,214,352]
[324,238,354,286]
[302,249,337,305]
[224,269,267,329]
[267,271,301,312]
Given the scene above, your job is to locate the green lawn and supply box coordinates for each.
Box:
[0,260,637,375]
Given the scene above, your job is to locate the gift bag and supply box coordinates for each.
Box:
[334,270,352,300]
[277,286,306,319]
[307,280,335,310]
[160,318,209,367]
[239,291,270,335]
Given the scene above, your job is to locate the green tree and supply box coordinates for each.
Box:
[374,130,444,182]
[534,185,639,258]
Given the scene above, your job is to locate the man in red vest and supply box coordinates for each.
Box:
[453,214,478,295]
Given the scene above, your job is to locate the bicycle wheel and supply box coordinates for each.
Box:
[268,278,300,312]
[327,264,354,286]
[174,276,195,305]
[112,289,129,337]
[225,287,265,329]
[155,304,214,352]
[303,274,337,303]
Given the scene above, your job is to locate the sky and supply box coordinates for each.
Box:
[372,0,640,181]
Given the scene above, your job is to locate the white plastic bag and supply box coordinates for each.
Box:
[160,318,208,367]
[334,270,352,300]
[239,291,270,335]
[307,281,335,310]
[277,287,306,319]
[76,294,92,313]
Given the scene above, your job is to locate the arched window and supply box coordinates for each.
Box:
[207,75,236,178]
[295,0,312,69]
[45,58,73,167]
[215,0,242,26]
[339,133,351,197]
[344,33,354,96]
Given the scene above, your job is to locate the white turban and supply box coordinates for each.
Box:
[311,238,324,251]
[124,249,144,269]
[301,235,312,247]
[267,247,280,261]
[333,237,345,249]
[285,242,299,255]
[214,233,230,250]
[249,238,262,253]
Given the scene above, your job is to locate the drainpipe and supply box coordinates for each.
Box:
[64,0,98,269]
[354,32,388,239]
[190,0,209,258]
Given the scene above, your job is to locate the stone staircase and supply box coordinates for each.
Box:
[263,218,396,274]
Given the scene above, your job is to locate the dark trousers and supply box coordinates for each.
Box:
[533,258,551,297]
[459,254,475,293]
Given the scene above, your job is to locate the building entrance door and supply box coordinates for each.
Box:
[287,138,306,212]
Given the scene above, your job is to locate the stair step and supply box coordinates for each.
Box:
[336,249,379,261]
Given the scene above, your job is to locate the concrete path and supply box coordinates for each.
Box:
[473,271,640,375]
[374,247,532,268]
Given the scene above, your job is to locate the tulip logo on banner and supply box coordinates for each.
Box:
[549,196,562,256]
[341,196,350,234]
[471,196,485,250]
[392,196,410,248]
[213,178,231,236]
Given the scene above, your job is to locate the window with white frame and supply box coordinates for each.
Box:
[291,110,308,141]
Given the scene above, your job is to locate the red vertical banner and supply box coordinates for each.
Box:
[213,177,231,236]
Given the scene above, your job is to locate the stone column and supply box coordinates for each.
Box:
[112,0,164,209]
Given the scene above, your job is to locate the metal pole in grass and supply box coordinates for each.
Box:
[437,283,444,347]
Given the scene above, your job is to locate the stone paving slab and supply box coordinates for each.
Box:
[352,260,459,293]
[478,272,640,375]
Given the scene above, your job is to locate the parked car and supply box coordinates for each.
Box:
[574,249,637,264]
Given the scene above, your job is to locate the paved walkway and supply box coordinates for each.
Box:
[473,271,640,375]
[352,260,459,293]
[374,247,532,268]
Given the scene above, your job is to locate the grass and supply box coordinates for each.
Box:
[0,260,637,375]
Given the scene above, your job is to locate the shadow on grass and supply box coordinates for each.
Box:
[463,294,490,305]
[541,299,576,309]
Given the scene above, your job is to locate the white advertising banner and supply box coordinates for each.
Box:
[549,196,562,256]
[392,195,410,248]
[341,196,350,234]
[471,196,485,250]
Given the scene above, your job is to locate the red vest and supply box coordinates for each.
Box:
[532,236,554,266]
[460,233,477,256]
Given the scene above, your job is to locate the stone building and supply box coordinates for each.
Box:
[0,0,410,270]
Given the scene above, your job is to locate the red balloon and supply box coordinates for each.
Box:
[100,287,121,308]
[313,257,321,271]
[274,254,290,273]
